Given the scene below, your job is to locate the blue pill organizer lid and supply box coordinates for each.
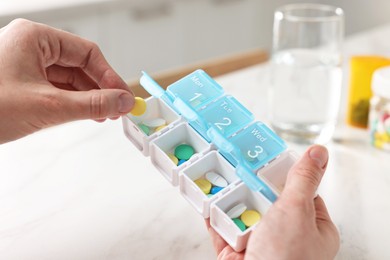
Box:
[174,95,255,141]
[140,70,254,141]
[195,95,254,140]
[227,122,287,169]
[140,69,224,111]
[166,70,224,109]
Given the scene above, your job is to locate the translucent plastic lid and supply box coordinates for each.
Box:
[140,70,253,140]
[209,122,287,170]
[179,94,254,141]
[166,69,224,109]
[372,66,390,99]
[197,95,254,138]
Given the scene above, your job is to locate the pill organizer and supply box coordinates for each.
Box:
[122,69,299,252]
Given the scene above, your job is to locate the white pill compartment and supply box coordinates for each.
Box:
[122,96,181,155]
[257,150,299,195]
[149,122,211,186]
[179,150,239,218]
[210,182,272,252]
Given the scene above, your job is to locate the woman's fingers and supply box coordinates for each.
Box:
[46,65,99,91]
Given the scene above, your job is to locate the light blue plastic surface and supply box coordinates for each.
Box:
[140,71,165,99]
[220,122,287,170]
[140,71,175,110]
[166,69,224,110]
[194,95,254,140]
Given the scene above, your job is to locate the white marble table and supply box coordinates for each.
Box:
[1,24,390,260]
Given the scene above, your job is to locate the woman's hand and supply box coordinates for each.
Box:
[0,19,135,144]
[208,145,340,260]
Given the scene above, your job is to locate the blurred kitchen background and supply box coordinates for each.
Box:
[1,0,390,80]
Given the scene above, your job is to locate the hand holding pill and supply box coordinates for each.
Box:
[129,97,147,116]
[0,19,135,144]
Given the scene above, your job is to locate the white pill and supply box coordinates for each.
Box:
[205,171,228,188]
[143,118,166,128]
[226,203,247,219]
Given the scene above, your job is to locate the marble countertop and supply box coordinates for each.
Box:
[1,24,390,260]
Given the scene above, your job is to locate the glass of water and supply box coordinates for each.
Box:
[268,3,344,144]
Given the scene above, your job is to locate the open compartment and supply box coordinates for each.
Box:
[149,122,211,186]
[257,150,299,195]
[209,182,271,252]
[122,97,181,155]
[179,151,239,218]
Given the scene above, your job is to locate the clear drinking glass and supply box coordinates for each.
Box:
[268,4,344,144]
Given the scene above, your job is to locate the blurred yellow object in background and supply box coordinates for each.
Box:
[347,56,390,128]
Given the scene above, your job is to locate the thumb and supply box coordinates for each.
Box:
[282,145,329,200]
[60,88,135,121]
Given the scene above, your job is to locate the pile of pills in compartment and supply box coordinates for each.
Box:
[168,144,195,166]
[129,97,197,165]
[194,171,228,197]
[138,118,167,136]
[226,203,262,231]
[129,97,167,136]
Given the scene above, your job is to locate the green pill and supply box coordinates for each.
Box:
[138,124,150,135]
[174,144,194,160]
[233,218,246,232]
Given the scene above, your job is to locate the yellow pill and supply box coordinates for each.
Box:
[130,97,147,116]
[168,153,179,165]
[194,179,212,194]
[241,210,261,227]
[155,124,167,132]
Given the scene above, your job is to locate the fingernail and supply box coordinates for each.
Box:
[309,145,328,169]
[118,93,134,113]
